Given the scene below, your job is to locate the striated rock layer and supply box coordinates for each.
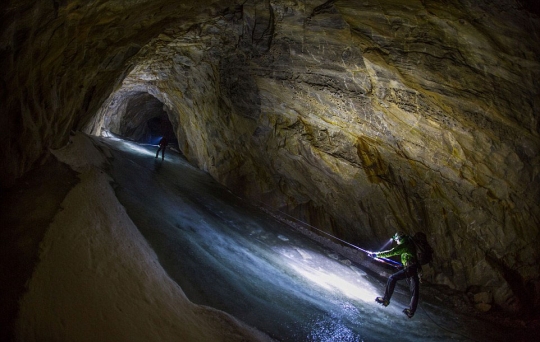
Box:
[2,0,540,314]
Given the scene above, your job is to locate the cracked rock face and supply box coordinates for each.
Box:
[2,0,540,313]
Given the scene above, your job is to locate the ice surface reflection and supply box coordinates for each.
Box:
[277,245,377,303]
[308,314,361,342]
[291,264,376,302]
[99,137,526,342]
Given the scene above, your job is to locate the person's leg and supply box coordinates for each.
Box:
[383,268,407,301]
[156,147,161,158]
[408,271,420,313]
[161,147,165,160]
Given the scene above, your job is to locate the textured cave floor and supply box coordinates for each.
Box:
[92,135,537,342]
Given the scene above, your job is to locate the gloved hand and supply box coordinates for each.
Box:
[368,252,377,258]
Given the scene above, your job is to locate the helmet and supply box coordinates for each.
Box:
[392,231,406,241]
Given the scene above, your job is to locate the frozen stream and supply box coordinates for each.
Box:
[99,136,519,342]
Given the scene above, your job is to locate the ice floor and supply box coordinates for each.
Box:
[98,136,525,342]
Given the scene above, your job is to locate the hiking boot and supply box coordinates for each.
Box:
[375,297,389,307]
[403,308,414,318]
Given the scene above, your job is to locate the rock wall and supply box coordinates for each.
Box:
[2,0,540,314]
[0,0,242,187]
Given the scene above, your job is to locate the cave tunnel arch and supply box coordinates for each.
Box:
[100,91,178,147]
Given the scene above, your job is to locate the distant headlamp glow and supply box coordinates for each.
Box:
[118,140,156,157]
[151,136,163,145]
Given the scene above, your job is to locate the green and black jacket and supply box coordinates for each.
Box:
[375,237,417,267]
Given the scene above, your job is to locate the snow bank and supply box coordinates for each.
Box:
[16,133,273,342]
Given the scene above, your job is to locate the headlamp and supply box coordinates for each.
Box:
[392,232,404,242]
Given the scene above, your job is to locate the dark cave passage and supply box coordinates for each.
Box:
[103,91,178,147]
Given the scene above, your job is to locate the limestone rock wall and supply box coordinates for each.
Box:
[2,0,540,314]
[0,0,241,187]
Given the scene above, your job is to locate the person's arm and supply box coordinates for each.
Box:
[373,248,395,258]
[375,244,407,258]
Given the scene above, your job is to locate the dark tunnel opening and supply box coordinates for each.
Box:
[146,115,177,146]
[112,92,178,147]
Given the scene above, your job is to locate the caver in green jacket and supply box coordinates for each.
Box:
[375,236,417,267]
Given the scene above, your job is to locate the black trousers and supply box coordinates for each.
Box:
[156,146,166,159]
[383,264,419,313]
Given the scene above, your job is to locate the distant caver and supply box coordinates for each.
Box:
[155,137,169,160]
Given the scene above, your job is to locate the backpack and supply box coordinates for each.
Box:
[412,232,433,265]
